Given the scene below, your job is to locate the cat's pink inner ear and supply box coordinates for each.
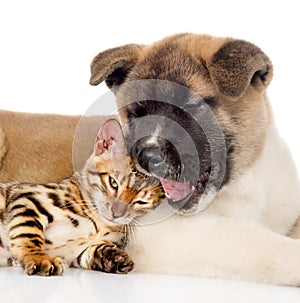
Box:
[95,119,126,156]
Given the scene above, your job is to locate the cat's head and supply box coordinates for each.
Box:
[83,119,165,225]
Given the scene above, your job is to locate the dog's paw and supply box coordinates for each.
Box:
[23,255,66,276]
[90,243,134,274]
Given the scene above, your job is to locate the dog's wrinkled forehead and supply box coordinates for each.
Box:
[117,79,202,116]
[127,47,214,96]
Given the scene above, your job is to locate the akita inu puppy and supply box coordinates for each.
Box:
[89,33,300,286]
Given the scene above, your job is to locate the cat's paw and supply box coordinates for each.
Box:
[24,255,66,276]
[90,243,134,274]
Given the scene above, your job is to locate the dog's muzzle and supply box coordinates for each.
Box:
[130,134,209,203]
[131,136,182,178]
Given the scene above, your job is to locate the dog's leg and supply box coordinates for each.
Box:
[0,128,6,172]
[129,215,300,286]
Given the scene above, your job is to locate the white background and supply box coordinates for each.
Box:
[1,1,300,170]
[1,1,300,301]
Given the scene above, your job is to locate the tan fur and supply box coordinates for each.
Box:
[0,110,108,183]
[176,34,272,173]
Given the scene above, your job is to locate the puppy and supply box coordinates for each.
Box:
[89,33,300,286]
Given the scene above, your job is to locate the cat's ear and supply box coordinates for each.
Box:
[95,119,126,157]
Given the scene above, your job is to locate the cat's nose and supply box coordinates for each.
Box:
[111,200,128,219]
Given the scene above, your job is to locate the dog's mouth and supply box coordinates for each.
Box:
[161,168,212,209]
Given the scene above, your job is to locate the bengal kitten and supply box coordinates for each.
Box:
[0,119,164,276]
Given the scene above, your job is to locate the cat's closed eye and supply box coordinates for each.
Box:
[134,200,148,205]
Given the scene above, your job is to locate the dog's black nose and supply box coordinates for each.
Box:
[130,137,182,180]
[137,147,165,172]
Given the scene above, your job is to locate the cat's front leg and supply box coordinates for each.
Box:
[77,241,134,274]
[9,234,66,276]
[7,209,66,276]
[22,254,66,276]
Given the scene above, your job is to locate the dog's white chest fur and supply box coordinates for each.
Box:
[206,121,300,234]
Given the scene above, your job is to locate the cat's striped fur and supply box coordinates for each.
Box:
[0,119,164,276]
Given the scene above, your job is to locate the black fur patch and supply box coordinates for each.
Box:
[9,220,43,232]
[27,196,54,224]
[68,215,79,227]
[48,192,62,208]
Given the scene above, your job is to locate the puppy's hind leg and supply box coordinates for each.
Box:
[0,128,6,171]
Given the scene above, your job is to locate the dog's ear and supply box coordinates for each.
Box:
[207,40,273,98]
[90,44,143,88]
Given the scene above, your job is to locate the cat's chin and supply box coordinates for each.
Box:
[101,215,132,226]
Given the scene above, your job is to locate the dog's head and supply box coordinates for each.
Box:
[89,33,273,215]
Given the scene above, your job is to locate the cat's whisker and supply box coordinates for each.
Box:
[126,223,139,252]
[130,217,157,239]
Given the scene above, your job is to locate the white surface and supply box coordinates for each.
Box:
[1,1,300,301]
[0,267,299,303]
